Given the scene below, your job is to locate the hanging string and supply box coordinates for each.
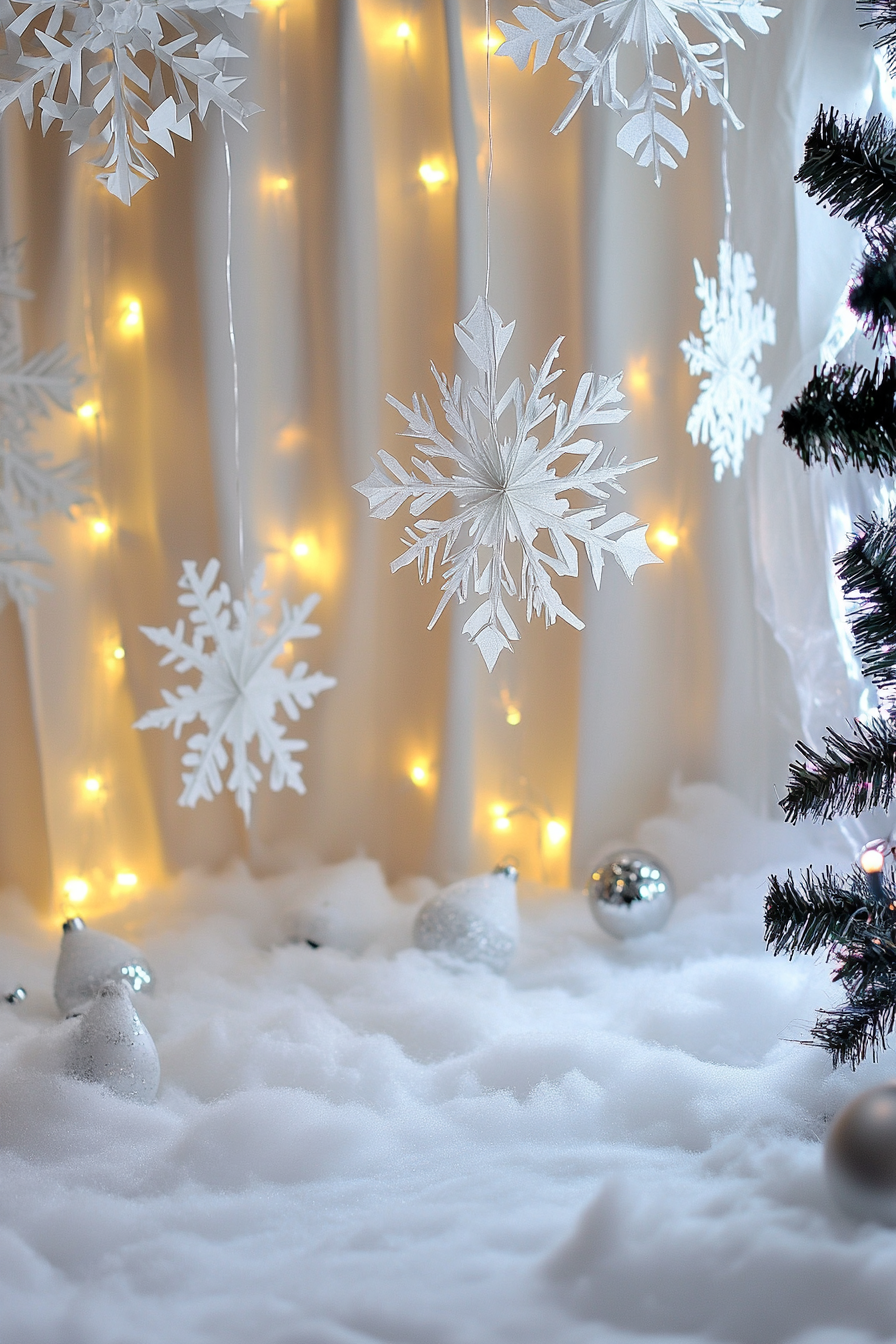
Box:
[484,0,494,305]
[222,108,246,585]
[721,45,731,245]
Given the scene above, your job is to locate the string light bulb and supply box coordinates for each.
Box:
[90,519,111,539]
[115,872,138,888]
[82,775,103,796]
[396,21,412,39]
[119,298,143,336]
[419,160,449,190]
[481,28,502,51]
[626,356,652,400]
[505,704,521,726]
[545,819,568,846]
[409,761,430,787]
[63,877,89,903]
[291,538,311,559]
[76,401,99,420]
[653,528,680,551]
[113,646,125,661]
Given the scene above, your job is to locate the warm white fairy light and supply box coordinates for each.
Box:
[653,528,680,552]
[76,401,99,420]
[119,298,143,336]
[63,877,89,903]
[545,819,568,846]
[90,519,111,539]
[418,160,449,189]
[115,872,138,888]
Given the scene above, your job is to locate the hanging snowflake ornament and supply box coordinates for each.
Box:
[497,1,779,184]
[354,298,660,672]
[680,239,776,480]
[0,241,86,610]
[0,0,259,204]
[135,558,336,823]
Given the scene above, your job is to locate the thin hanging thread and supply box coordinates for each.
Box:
[222,109,246,585]
[484,0,493,305]
[721,45,731,244]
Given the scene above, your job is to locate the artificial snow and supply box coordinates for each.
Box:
[2,784,896,1344]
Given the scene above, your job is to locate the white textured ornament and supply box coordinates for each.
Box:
[680,239,776,480]
[135,558,336,823]
[826,1083,896,1225]
[413,865,520,972]
[355,297,659,670]
[66,979,160,1103]
[497,1,779,184]
[588,849,674,938]
[54,917,153,1016]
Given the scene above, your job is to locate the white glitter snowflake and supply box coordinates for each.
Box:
[0,241,86,610]
[497,0,779,184]
[354,297,659,672]
[0,0,259,203]
[135,558,336,823]
[680,240,776,480]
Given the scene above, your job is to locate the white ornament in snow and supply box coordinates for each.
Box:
[497,0,779,185]
[66,978,160,1102]
[135,558,336,823]
[354,297,659,671]
[54,916,153,1016]
[0,242,85,610]
[680,240,776,481]
[413,864,520,972]
[0,0,259,203]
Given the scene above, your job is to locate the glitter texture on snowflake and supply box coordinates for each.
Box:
[680,239,776,480]
[135,559,336,823]
[0,241,86,610]
[497,1,779,184]
[354,298,659,672]
[0,0,259,203]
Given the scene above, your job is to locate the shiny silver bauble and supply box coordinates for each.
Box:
[54,917,153,1016]
[413,865,519,972]
[588,849,674,938]
[66,979,160,1103]
[825,1083,896,1224]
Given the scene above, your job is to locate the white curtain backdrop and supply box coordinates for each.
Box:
[0,0,877,912]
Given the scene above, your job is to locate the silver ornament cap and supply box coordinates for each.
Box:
[588,848,674,938]
[66,978,160,1103]
[825,1082,896,1224]
[54,917,154,1016]
[413,864,520,972]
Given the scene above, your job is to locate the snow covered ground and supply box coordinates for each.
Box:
[2,784,896,1344]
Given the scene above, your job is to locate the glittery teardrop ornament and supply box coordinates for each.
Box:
[65,979,160,1103]
[54,917,153,1016]
[826,1083,896,1225]
[413,865,519,972]
[588,849,674,938]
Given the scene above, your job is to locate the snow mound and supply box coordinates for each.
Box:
[0,785,894,1344]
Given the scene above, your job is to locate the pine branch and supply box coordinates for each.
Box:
[780,715,896,823]
[797,107,896,235]
[765,866,881,957]
[850,241,896,345]
[780,361,896,474]
[810,983,896,1067]
[835,513,896,698]
[859,2,896,81]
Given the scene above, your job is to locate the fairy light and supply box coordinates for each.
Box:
[266,174,292,194]
[113,645,125,660]
[115,872,138,888]
[396,21,412,40]
[505,704,521,726]
[409,761,430,787]
[861,847,885,875]
[119,298,143,336]
[480,28,501,51]
[653,528,680,551]
[626,355,652,400]
[419,160,449,190]
[83,775,102,796]
[76,401,99,420]
[90,519,111,539]
[545,819,568,846]
[291,537,311,559]
[63,877,89,903]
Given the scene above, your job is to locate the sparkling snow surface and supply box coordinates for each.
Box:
[2,785,896,1344]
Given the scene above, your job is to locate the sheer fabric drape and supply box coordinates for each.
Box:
[0,0,874,911]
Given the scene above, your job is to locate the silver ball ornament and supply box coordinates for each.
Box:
[65,978,160,1103]
[413,865,520,972]
[54,917,154,1016]
[588,849,674,938]
[825,1083,896,1224]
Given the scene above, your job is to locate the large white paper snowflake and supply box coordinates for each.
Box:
[135,558,336,823]
[354,297,660,672]
[497,0,779,184]
[0,0,259,203]
[680,239,776,480]
[0,242,86,610]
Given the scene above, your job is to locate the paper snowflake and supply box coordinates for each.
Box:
[354,297,659,672]
[135,558,336,823]
[497,0,779,184]
[0,0,259,204]
[680,239,776,480]
[0,242,86,610]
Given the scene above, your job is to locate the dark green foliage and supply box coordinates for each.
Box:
[780,361,896,474]
[797,108,896,235]
[859,1,896,77]
[779,715,896,824]
[836,514,896,696]
[810,980,896,1067]
[766,866,878,957]
[850,242,896,344]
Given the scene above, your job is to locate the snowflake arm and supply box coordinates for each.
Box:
[354,297,660,671]
[135,559,336,822]
[497,0,779,184]
[680,239,776,480]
